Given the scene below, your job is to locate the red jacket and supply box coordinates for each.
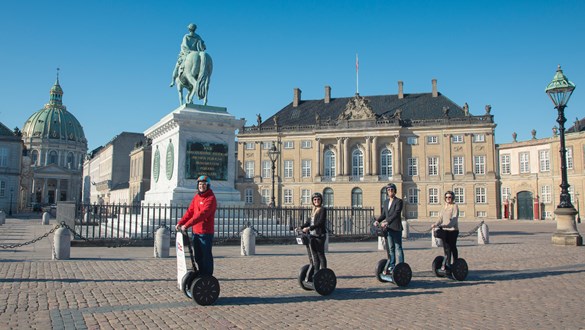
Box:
[178,189,217,234]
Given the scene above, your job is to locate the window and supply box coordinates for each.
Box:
[284,160,293,178]
[301,160,311,178]
[567,147,573,169]
[261,189,270,205]
[351,188,363,208]
[429,211,439,217]
[262,141,273,150]
[352,149,364,177]
[407,136,418,145]
[245,161,254,178]
[428,188,439,204]
[541,185,551,204]
[453,156,464,175]
[0,181,5,197]
[262,160,271,178]
[283,141,294,149]
[31,150,39,166]
[245,142,255,150]
[323,188,334,207]
[49,150,58,165]
[500,154,511,175]
[474,155,486,175]
[501,187,511,202]
[475,187,487,204]
[428,157,439,176]
[538,150,550,172]
[324,150,336,177]
[245,188,253,204]
[408,158,418,176]
[476,211,487,218]
[284,189,293,204]
[67,152,75,169]
[452,135,463,143]
[301,189,311,205]
[519,152,530,173]
[407,188,418,204]
[454,187,465,204]
[407,211,418,218]
[380,149,393,177]
[0,148,8,167]
[544,211,553,219]
[426,136,438,144]
[459,211,466,218]
[301,140,312,149]
[473,134,485,142]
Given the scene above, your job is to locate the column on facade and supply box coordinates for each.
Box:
[315,138,321,177]
[372,136,378,176]
[393,135,402,177]
[466,133,474,175]
[365,137,371,176]
[344,138,350,176]
[56,179,61,202]
[443,134,452,176]
[42,179,47,203]
[336,137,343,177]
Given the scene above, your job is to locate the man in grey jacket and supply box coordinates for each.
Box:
[373,183,404,274]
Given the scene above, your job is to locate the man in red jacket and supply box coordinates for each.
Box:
[176,175,217,276]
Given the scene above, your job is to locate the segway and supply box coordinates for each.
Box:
[177,230,220,305]
[374,227,412,287]
[432,256,468,281]
[296,230,337,296]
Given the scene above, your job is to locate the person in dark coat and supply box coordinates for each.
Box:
[373,183,404,274]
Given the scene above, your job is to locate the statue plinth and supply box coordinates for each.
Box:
[552,207,583,246]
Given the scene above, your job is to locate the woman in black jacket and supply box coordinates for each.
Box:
[301,192,328,281]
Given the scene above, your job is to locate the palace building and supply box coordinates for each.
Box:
[236,80,500,220]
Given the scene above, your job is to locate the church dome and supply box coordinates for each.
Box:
[22,79,86,143]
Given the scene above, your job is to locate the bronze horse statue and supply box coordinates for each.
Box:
[174,51,213,106]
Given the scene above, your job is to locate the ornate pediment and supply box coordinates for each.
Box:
[337,94,376,121]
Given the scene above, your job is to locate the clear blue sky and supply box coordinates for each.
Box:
[1,0,583,151]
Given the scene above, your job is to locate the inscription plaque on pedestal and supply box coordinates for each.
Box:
[185,141,228,181]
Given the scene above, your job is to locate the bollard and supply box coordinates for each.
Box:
[154,227,170,258]
[478,222,490,244]
[402,220,409,239]
[53,227,71,260]
[241,227,256,256]
[432,229,443,248]
[378,236,386,251]
[42,212,50,225]
[0,210,5,225]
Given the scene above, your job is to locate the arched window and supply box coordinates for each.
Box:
[48,151,58,165]
[351,149,364,177]
[380,149,393,177]
[351,187,363,208]
[67,152,74,169]
[31,150,39,166]
[324,149,336,178]
[380,187,387,212]
[323,188,334,207]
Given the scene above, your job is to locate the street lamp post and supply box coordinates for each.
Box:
[9,187,14,216]
[267,143,280,208]
[576,192,581,224]
[545,65,582,245]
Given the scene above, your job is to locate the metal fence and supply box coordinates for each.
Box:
[74,203,375,241]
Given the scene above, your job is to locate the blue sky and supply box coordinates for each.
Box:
[1,0,583,151]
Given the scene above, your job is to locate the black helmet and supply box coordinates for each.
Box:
[197,175,211,188]
[385,183,397,192]
[312,192,323,200]
[445,190,455,199]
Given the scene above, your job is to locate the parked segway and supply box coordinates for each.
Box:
[296,229,337,296]
[432,256,468,281]
[177,230,220,305]
[374,227,412,287]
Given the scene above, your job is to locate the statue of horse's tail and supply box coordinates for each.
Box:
[197,52,213,101]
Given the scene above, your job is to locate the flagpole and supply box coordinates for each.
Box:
[356,53,359,95]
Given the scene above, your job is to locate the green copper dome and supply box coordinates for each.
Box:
[22,79,86,143]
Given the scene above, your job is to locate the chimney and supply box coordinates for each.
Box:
[432,79,438,97]
[398,81,404,99]
[324,85,331,104]
[293,88,302,107]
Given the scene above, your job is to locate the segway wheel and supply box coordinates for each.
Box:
[451,258,468,281]
[313,268,337,296]
[375,259,388,282]
[181,271,198,299]
[190,275,220,306]
[432,256,445,277]
[392,262,412,287]
[298,264,312,291]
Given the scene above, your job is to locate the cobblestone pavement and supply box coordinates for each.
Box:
[1,217,585,329]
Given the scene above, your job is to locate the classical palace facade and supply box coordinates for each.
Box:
[236,80,499,220]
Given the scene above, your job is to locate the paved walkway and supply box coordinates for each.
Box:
[1,216,584,329]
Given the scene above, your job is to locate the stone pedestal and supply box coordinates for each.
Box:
[143,104,245,207]
[552,207,583,246]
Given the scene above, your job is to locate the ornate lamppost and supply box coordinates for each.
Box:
[9,187,14,216]
[545,65,582,245]
[267,143,280,208]
[575,191,581,224]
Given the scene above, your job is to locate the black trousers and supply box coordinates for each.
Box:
[306,236,327,281]
[442,230,459,267]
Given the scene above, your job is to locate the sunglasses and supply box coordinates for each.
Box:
[445,196,453,199]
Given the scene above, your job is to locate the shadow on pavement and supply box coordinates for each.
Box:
[469,267,585,281]
[0,277,174,283]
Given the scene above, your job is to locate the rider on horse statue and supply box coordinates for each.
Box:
[170,23,206,87]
